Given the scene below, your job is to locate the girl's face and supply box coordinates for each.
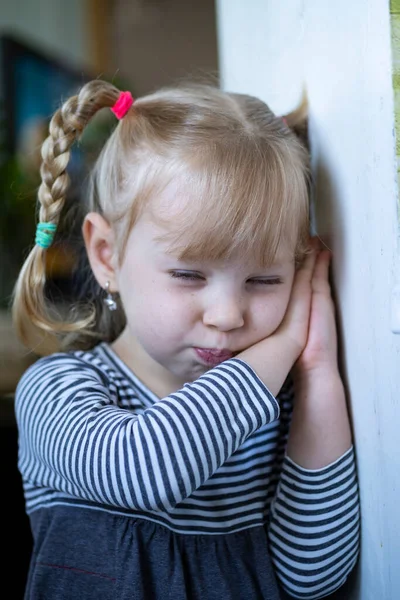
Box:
[112,202,296,398]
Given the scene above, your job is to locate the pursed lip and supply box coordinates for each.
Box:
[193,347,237,366]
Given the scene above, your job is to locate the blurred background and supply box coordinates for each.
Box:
[2,2,400,600]
[0,0,219,393]
[0,1,219,596]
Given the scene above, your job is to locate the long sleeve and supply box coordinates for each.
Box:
[267,441,360,599]
[15,354,279,513]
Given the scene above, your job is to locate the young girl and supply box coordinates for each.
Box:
[12,80,360,600]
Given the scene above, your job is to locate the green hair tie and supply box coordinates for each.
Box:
[35,222,57,249]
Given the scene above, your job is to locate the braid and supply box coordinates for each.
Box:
[12,80,122,352]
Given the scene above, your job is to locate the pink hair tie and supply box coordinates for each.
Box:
[111,91,134,119]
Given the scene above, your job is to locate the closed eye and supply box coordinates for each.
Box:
[247,278,283,285]
[169,272,283,285]
[169,271,205,282]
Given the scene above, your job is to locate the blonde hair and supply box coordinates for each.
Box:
[12,80,310,354]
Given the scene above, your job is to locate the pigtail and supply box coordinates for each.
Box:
[12,80,122,352]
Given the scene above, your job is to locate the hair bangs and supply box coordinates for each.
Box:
[154,137,309,267]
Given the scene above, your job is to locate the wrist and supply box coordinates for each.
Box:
[287,367,352,469]
[292,366,346,411]
[238,334,299,396]
[293,361,341,385]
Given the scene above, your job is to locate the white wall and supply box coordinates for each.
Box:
[216,1,400,598]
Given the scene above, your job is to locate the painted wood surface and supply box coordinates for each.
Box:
[216,1,400,598]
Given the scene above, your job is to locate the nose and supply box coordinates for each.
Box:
[202,293,245,331]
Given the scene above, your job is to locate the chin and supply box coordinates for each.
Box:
[180,363,209,383]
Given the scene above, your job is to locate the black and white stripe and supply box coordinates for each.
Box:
[15,343,359,599]
[268,450,360,598]
[16,350,279,514]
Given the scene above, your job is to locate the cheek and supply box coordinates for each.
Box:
[150,291,198,340]
[252,287,292,332]
[131,291,197,354]
[277,285,293,316]
[119,270,196,333]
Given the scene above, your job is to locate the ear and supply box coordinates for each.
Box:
[82,212,118,292]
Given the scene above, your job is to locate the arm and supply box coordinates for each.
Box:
[267,382,359,599]
[16,252,318,514]
[15,354,279,513]
[286,249,352,468]
[268,447,359,599]
[268,249,360,599]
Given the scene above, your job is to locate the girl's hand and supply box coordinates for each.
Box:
[237,245,317,395]
[286,246,352,469]
[273,244,318,361]
[294,245,339,376]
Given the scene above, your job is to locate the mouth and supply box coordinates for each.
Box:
[194,347,237,366]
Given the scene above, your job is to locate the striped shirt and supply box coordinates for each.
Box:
[15,342,360,599]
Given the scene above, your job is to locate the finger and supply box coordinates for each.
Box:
[283,249,316,323]
[295,247,318,285]
[308,236,322,252]
[312,251,332,294]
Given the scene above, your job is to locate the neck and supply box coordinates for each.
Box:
[111,328,185,399]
